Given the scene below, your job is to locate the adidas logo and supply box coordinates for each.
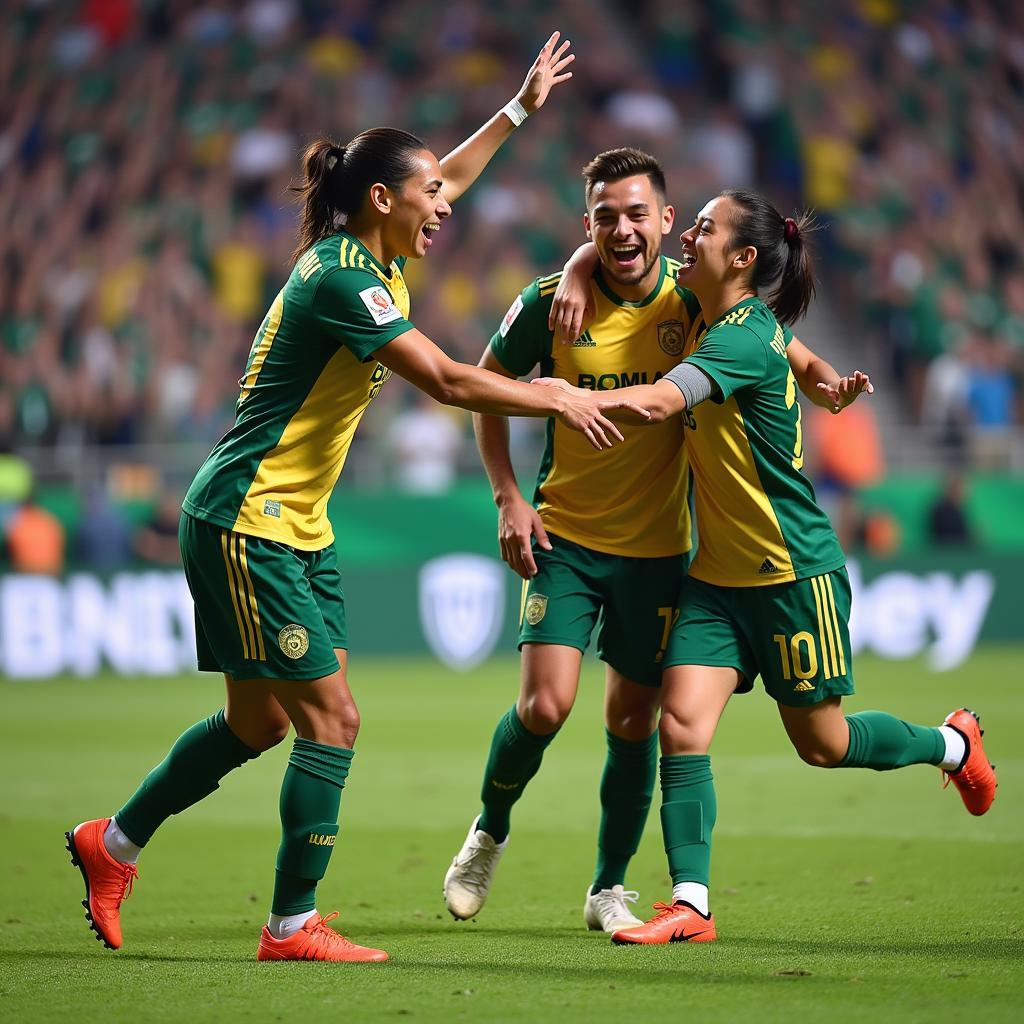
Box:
[759,558,779,574]
[572,330,596,348]
[793,680,815,693]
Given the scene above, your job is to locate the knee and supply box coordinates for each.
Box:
[250,720,291,752]
[299,698,360,749]
[659,708,712,755]
[225,711,291,753]
[518,693,570,736]
[793,739,846,768]
[328,702,360,748]
[607,703,659,742]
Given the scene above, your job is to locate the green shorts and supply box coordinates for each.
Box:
[665,568,855,707]
[518,533,688,688]
[179,512,347,681]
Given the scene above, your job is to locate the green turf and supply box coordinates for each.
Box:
[1,648,1021,1022]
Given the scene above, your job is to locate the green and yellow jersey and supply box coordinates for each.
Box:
[183,231,413,550]
[680,297,845,586]
[490,255,699,558]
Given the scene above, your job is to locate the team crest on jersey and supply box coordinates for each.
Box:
[658,320,685,356]
[524,593,548,626]
[358,285,404,326]
[278,624,310,659]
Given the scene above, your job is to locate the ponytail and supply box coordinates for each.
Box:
[291,139,346,264]
[720,188,818,326]
[290,127,427,264]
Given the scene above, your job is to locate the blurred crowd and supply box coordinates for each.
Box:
[1,0,1022,570]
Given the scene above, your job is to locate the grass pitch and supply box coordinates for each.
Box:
[1,649,1021,1022]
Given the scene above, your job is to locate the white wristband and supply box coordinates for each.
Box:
[502,98,529,127]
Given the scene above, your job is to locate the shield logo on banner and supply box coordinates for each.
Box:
[419,554,506,670]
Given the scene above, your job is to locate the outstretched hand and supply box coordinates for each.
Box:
[516,31,576,115]
[531,376,651,445]
[817,370,874,414]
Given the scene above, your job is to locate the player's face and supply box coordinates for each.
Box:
[390,150,452,259]
[677,196,750,291]
[584,175,674,288]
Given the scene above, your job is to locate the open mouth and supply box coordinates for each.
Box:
[610,243,643,268]
[680,251,697,269]
[421,222,440,247]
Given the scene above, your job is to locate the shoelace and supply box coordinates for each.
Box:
[648,901,685,922]
[100,862,138,903]
[455,844,499,894]
[593,889,639,909]
[302,913,359,958]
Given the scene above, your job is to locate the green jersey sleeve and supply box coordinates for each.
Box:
[311,267,414,362]
[488,279,555,376]
[684,322,768,402]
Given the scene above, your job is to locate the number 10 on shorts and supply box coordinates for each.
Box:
[773,631,820,681]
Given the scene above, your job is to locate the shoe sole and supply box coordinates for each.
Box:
[441,888,477,922]
[611,931,716,945]
[442,862,481,921]
[65,829,117,950]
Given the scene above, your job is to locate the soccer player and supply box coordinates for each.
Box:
[64,33,650,964]
[443,151,865,932]
[536,188,997,945]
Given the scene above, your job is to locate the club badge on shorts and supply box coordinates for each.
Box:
[524,593,548,626]
[278,624,310,659]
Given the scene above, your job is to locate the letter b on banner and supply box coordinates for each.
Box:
[418,554,505,671]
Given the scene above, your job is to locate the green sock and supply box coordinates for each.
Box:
[591,729,657,892]
[659,754,716,886]
[115,709,258,847]
[838,712,945,771]
[272,739,353,916]
[477,707,557,844]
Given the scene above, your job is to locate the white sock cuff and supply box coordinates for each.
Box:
[938,725,967,772]
[103,816,142,865]
[671,882,710,917]
[267,909,318,940]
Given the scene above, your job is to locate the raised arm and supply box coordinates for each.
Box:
[439,31,575,204]
[547,242,598,344]
[786,336,874,413]
[472,347,551,579]
[375,328,649,449]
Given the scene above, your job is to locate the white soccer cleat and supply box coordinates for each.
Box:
[443,816,508,920]
[583,885,644,932]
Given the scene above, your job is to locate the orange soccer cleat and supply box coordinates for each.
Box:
[65,818,139,950]
[611,901,717,945]
[942,708,997,816]
[256,912,389,963]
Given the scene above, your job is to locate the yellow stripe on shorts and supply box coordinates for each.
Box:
[809,575,835,680]
[235,536,267,661]
[822,573,846,675]
[220,532,263,661]
[519,578,530,627]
